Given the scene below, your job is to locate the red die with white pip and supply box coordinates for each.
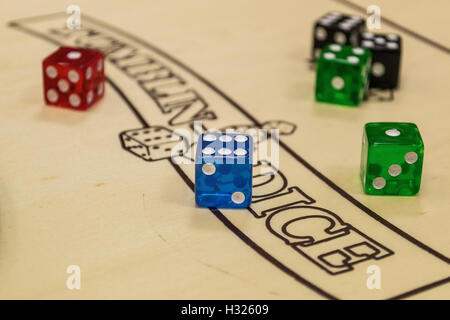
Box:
[42,46,105,110]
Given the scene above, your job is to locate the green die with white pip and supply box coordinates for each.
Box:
[315,44,371,106]
[360,122,424,196]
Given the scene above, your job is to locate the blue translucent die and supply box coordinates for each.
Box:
[195,132,253,208]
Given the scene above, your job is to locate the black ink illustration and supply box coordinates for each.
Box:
[8,8,449,300]
[120,126,187,161]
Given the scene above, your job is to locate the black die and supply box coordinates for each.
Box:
[359,32,402,89]
[312,12,365,61]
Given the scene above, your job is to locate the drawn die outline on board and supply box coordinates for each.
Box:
[23,16,396,277]
[9,12,450,299]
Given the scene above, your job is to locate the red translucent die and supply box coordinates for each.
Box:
[42,46,105,110]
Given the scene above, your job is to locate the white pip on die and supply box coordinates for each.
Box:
[312,12,365,61]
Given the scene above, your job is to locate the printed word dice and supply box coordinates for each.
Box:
[312,12,365,60]
[315,44,371,106]
[359,32,402,89]
[195,133,253,208]
[120,126,185,161]
[360,123,424,196]
[43,46,105,110]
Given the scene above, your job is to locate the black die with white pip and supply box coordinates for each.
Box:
[312,12,365,61]
[359,32,402,89]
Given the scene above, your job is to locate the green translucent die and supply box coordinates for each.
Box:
[360,122,424,196]
[315,44,371,106]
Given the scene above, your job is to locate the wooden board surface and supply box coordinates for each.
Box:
[0,0,449,299]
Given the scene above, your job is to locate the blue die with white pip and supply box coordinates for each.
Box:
[195,132,253,208]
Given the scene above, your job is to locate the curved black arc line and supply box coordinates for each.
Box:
[334,0,450,54]
[9,14,450,263]
[278,140,449,263]
[8,14,450,299]
[8,18,336,299]
[80,13,449,264]
[80,14,263,128]
[106,78,150,128]
[99,24,450,300]
[388,276,450,300]
[168,160,338,300]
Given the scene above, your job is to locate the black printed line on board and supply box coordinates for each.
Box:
[106,78,150,128]
[7,13,450,300]
[278,140,449,264]
[8,19,338,301]
[78,13,449,264]
[334,0,450,55]
[388,276,450,300]
[168,161,338,300]
[7,21,151,128]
